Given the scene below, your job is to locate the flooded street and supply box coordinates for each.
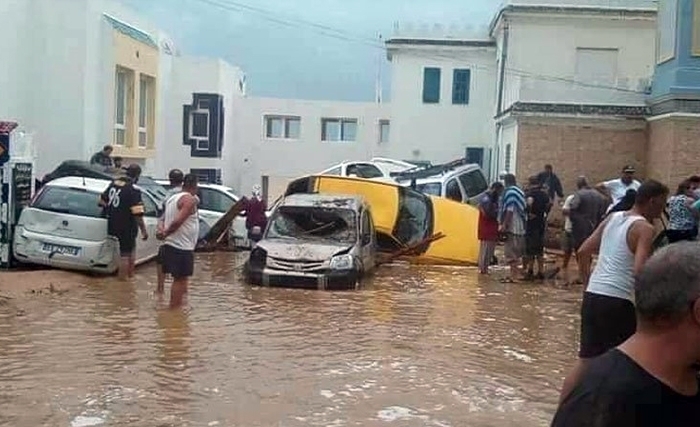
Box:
[0,253,581,427]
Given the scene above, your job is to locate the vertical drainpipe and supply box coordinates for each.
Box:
[494,18,509,179]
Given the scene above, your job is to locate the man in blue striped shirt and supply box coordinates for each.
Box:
[499,173,527,283]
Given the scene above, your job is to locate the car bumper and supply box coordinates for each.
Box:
[13,227,119,274]
[244,264,359,290]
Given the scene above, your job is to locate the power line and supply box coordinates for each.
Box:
[188,0,649,95]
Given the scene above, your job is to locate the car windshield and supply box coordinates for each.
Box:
[266,206,357,244]
[394,188,433,246]
[32,186,103,218]
[414,182,442,196]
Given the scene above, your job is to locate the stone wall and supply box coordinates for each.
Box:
[515,116,648,196]
[647,116,700,187]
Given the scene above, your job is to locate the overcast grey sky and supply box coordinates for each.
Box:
[120,0,500,102]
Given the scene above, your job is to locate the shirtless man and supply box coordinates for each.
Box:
[558,180,669,403]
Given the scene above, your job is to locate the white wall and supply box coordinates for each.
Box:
[497,121,518,176]
[387,44,497,164]
[499,12,656,109]
[230,97,389,198]
[155,56,244,180]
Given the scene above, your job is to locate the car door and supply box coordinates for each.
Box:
[457,169,488,206]
[135,193,159,264]
[359,209,376,272]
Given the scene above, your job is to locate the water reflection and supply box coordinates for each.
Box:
[0,253,582,426]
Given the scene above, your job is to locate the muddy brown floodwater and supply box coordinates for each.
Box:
[0,252,582,427]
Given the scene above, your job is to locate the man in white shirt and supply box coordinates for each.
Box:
[560,193,576,284]
[156,169,184,294]
[595,165,642,211]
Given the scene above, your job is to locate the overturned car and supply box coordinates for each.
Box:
[243,193,377,290]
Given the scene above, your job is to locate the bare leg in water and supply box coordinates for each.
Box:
[170,278,188,308]
[156,263,166,294]
[118,255,130,281]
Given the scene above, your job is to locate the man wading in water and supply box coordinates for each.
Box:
[157,174,200,308]
[558,180,668,403]
[156,168,184,295]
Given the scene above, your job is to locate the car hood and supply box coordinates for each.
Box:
[258,239,353,262]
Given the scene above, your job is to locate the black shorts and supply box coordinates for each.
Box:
[666,229,697,243]
[160,244,194,279]
[579,292,636,359]
[525,222,545,257]
[111,229,137,256]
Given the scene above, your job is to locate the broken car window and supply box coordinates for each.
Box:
[394,188,433,246]
[267,206,357,244]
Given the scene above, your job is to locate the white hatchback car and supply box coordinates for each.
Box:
[155,181,251,248]
[319,158,416,183]
[13,177,162,274]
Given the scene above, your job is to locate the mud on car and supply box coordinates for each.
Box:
[243,193,377,290]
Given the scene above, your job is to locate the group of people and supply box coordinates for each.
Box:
[90,144,125,171]
[479,163,700,424]
[99,166,200,308]
[477,165,562,283]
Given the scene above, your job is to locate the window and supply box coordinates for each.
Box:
[379,120,390,143]
[361,210,372,245]
[323,167,342,176]
[575,48,619,87]
[395,188,433,246]
[138,74,155,148]
[32,187,103,218]
[114,67,133,146]
[189,109,209,151]
[197,188,236,213]
[414,182,442,196]
[346,163,383,179]
[452,69,471,105]
[265,116,301,139]
[505,144,512,172]
[322,118,357,142]
[458,170,488,199]
[267,206,358,244]
[422,67,441,103]
[445,179,464,202]
[142,193,158,217]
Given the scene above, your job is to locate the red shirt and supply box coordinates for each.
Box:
[478,193,499,241]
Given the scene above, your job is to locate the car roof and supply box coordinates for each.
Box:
[280,193,366,211]
[395,163,482,185]
[45,176,111,192]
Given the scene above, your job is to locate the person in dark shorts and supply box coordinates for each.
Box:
[552,242,700,426]
[156,169,185,294]
[100,164,148,281]
[558,180,668,404]
[523,175,551,281]
[157,174,199,308]
[568,176,608,285]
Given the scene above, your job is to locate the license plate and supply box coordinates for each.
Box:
[41,243,80,256]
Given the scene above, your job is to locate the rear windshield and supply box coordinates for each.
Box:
[32,186,103,218]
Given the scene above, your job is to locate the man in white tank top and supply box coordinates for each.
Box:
[156,169,184,294]
[558,179,669,404]
[156,173,200,308]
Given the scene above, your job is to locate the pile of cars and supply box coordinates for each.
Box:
[12,157,489,289]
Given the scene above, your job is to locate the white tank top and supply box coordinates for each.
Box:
[164,193,200,251]
[586,211,646,302]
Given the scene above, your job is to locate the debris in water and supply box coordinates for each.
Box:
[70,416,104,427]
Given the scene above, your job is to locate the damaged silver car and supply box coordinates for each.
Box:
[243,193,377,290]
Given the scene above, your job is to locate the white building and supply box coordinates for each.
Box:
[385,35,497,176]
[0,0,176,176]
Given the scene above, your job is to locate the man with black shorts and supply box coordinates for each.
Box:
[552,242,700,426]
[156,168,184,294]
[523,175,551,281]
[558,180,668,403]
[100,164,148,281]
[157,174,199,308]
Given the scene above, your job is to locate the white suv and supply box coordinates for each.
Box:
[392,161,489,206]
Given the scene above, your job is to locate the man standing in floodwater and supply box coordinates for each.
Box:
[498,173,527,283]
[568,176,608,285]
[478,181,504,274]
[100,164,149,281]
[523,176,551,281]
[156,169,184,294]
[157,174,200,308]
[537,164,564,209]
[552,242,700,426]
[558,180,668,403]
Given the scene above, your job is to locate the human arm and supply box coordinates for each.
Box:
[562,195,574,216]
[129,190,148,240]
[628,221,655,277]
[499,207,514,234]
[159,194,197,239]
[553,174,564,199]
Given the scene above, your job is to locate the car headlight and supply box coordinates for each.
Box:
[329,254,354,270]
[249,247,267,268]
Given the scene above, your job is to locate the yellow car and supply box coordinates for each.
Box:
[284,175,480,265]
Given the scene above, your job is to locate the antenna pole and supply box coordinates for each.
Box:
[376,33,383,104]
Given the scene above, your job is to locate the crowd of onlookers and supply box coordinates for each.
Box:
[476,164,700,424]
